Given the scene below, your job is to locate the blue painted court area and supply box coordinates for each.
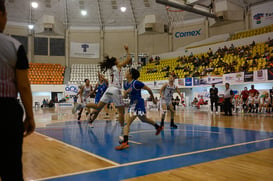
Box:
[36,120,273,181]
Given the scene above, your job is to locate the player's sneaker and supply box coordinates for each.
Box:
[115,142,129,150]
[155,126,163,135]
[170,124,178,129]
[72,103,83,114]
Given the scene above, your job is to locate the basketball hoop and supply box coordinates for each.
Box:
[166,6,185,28]
[166,6,183,12]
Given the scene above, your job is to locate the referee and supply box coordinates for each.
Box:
[0,1,35,180]
[223,83,234,116]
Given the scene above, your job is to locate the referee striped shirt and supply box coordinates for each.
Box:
[0,33,29,98]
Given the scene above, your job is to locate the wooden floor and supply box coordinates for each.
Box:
[23,106,273,181]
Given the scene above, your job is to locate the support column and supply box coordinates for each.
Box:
[100,28,104,61]
[28,34,33,62]
[205,18,209,38]
[134,28,138,66]
[245,8,250,30]
[168,32,173,52]
[65,29,69,67]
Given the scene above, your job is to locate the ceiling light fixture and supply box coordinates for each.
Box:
[81,10,87,16]
[31,2,38,9]
[120,7,126,12]
[28,24,34,30]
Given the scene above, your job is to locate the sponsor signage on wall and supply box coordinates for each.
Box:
[251,1,273,28]
[223,72,244,84]
[193,77,200,86]
[174,29,202,38]
[254,69,268,82]
[65,85,79,95]
[244,72,254,82]
[185,78,193,86]
[268,68,273,80]
[70,42,100,58]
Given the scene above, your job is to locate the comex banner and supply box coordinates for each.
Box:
[70,42,100,59]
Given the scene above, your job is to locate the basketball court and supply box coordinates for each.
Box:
[22,108,273,181]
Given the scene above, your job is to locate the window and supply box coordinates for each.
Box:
[50,38,65,56]
[34,37,48,56]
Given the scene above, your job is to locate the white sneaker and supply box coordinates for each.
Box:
[216,111,219,114]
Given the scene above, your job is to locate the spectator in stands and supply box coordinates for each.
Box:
[0,2,35,180]
[251,40,256,47]
[162,65,170,72]
[155,56,160,65]
[170,70,177,79]
[223,83,234,116]
[207,48,213,57]
[149,57,153,63]
[210,84,218,113]
[249,85,259,96]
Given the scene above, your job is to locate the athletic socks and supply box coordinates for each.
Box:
[161,119,164,127]
[123,135,129,143]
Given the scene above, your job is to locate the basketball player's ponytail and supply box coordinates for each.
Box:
[99,56,117,73]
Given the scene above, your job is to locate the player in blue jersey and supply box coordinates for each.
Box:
[115,68,163,150]
[90,72,110,119]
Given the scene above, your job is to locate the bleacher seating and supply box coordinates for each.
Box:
[69,64,129,85]
[230,24,273,40]
[139,41,273,82]
[28,63,65,84]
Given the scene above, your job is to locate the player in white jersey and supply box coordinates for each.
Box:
[246,93,254,113]
[260,92,271,113]
[253,94,260,113]
[73,45,131,130]
[160,74,184,129]
[77,79,93,121]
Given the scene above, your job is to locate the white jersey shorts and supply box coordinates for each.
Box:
[100,86,124,107]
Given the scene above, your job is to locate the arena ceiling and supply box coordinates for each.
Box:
[5,0,269,28]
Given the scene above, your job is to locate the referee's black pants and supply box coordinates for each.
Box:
[0,98,24,181]
[224,98,232,115]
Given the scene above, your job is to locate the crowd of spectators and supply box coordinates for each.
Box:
[144,38,273,80]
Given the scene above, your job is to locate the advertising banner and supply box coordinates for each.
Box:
[207,76,223,84]
[244,72,254,82]
[254,69,268,82]
[185,78,192,86]
[193,77,200,86]
[251,1,273,28]
[267,68,273,80]
[223,72,244,84]
[65,85,79,96]
[70,42,100,58]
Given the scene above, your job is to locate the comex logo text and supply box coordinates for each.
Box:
[175,29,201,38]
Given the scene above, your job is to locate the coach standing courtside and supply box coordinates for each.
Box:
[223,83,234,116]
[209,83,218,113]
[0,1,35,180]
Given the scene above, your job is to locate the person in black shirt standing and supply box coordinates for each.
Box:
[209,84,219,113]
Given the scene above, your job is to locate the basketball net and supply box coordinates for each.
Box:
[166,6,185,29]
